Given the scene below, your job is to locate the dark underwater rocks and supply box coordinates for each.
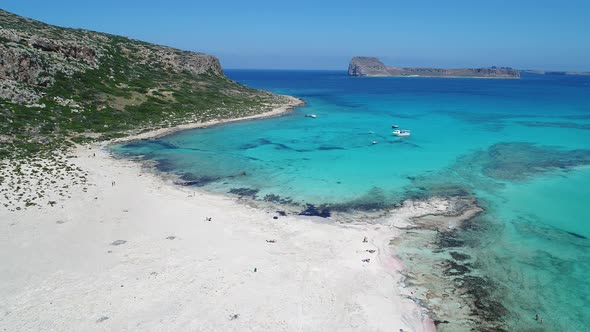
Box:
[329,187,391,212]
[151,140,181,150]
[262,193,295,205]
[238,142,259,150]
[517,120,590,131]
[175,175,221,187]
[317,146,345,151]
[228,187,259,198]
[460,275,509,325]
[299,204,331,218]
[438,232,465,248]
[406,142,590,203]
[449,251,471,261]
[239,138,346,153]
[239,138,311,152]
[481,142,590,181]
[391,196,510,331]
[513,216,590,247]
[566,231,587,240]
[390,140,421,148]
[442,259,471,276]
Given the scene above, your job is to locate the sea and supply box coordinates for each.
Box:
[112,70,590,331]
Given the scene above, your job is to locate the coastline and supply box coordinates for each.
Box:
[0,100,437,331]
[113,95,305,143]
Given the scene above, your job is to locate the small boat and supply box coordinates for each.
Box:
[305,114,317,118]
[393,129,411,137]
[391,125,399,129]
[372,141,378,145]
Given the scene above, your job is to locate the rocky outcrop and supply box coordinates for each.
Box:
[0,9,294,158]
[0,9,223,104]
[348,57,389,76]
[0,44,52,86]
[118,44,222,76]
[166,50,222,76]
[348,56,520,78]
[29,37,99,65]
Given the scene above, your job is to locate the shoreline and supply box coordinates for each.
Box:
[0,102,439,331]
[112,95,305,143]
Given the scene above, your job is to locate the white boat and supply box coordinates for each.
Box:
[393,129,411,137]
[305,114,317,118]
[372,141,378,145]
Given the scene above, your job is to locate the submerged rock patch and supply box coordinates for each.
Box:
[517,121,590,131]
[481,142,590,181]
[299,204,331,218]
[329,187,393,212]
[391,197,509,331]
[228,187,259,198]
[262,193,295,205]
[317,145,344,151]
[175,174,221,187]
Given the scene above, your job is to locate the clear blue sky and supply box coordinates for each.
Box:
[2,0,589,71]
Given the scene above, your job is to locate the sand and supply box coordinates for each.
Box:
[0,102,436,331]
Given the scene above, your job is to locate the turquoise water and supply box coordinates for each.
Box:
[113,70,590,330]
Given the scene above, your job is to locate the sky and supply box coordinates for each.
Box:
[2,0,589,71]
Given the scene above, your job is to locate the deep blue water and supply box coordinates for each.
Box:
[113,70,590,330]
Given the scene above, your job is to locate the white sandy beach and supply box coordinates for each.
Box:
[0,103,436,332]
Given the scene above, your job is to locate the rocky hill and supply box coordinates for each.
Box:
[0,10,293,158]
[348,57,520,78]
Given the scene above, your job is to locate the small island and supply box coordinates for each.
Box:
[348,56,521,78]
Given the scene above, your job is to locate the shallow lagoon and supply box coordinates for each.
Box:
[113,70,590,330]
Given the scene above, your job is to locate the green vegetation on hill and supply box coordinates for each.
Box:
[0,10,290,158]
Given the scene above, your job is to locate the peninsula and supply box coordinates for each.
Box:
[0,9,299,159]
[348,56,521,78]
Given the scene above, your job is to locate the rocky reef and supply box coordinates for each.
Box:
[387,196,511,331]
[348,57,520,78]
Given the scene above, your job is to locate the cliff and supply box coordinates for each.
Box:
[348,57,520,79]
[347,57,389,76]
[0,10,291,157]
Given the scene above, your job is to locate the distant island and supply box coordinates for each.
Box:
[522,69,590,76]
[348,57,520,78]
[348,57,590,78]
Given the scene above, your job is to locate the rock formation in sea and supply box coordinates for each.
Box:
[348,56,521,78]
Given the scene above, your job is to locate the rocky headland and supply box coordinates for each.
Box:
[0,9,298,159]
